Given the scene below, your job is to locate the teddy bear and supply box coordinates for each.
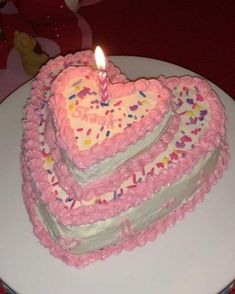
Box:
[12,0,83,55]
[0,0,84,68]
[13,30,48,76]
[0,0,101,101]
[0,0,102,69]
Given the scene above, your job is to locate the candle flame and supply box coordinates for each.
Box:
[95,46,106,70]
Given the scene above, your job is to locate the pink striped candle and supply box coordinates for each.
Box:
[95,46,109,103]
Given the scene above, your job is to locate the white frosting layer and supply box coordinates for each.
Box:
[37,146,220,255]
[54,74,162,152]
[66,110,173,183]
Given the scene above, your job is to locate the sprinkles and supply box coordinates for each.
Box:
[72,79,82,87]
[86,128,92,136]
[114,100,122,106]
[101,102,109,107]
[69,94,76,100]
[84,139,92,146]
[139,91,146,97]
[132,173,137,184]
[34,65,212,212]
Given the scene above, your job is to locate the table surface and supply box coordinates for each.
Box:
[0,56,235,294]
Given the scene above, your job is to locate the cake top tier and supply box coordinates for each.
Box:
[49,66,171,169]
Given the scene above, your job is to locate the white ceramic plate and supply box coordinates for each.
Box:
[0,56,234,294]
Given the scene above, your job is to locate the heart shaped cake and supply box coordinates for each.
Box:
[45,66,174,201]
[21,50,229,267]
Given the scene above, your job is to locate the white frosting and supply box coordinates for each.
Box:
[60,77,161,151]
[42,76,211,210]
[37,146,220,255]
[66,110,173,183]
[33,69,221,257]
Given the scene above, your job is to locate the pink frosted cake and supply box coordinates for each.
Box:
[21,50,229,267]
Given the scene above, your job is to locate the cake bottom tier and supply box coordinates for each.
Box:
[22,141,229,268]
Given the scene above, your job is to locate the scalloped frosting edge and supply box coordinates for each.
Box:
[22,140,229,268]
[47,114,180,201]
[49,66,171,169]
[21,76,228,226]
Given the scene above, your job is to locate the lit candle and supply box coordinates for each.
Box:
[95,46,109,103]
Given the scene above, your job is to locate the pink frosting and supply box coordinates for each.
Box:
[21,72,228,226]
[21,52,230,267]
[49,66,171,169]
[21,140,229,268]
[48,114,180,201]
[38,50,128,85]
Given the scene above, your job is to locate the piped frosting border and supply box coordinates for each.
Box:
[22,74,228,226]
[49,66,171,169]
[22,141,229,268]
[46,114,180,201]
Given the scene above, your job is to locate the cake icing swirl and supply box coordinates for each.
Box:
[21,51,229,268]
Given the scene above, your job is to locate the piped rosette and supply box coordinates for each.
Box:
[45,66,176,201]
[21,51,229,265]
[37,74,227,226]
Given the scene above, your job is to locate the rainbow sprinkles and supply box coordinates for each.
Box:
[21,50,229,267]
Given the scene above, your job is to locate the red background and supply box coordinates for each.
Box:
[80,0,235,99]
